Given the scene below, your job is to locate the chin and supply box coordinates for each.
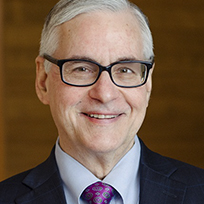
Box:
[86,137,126,154]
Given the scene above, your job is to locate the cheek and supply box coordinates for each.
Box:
[118,88,149,139]
[48,86,81,133]
[49,87,82,112]
[47,83,89,128]
[126,87,150,112]
[47,71,81,107]
[130,89,150,131]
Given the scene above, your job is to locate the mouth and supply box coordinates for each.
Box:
[83,113,121,119]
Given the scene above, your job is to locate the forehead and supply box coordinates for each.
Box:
[55,10,143,62]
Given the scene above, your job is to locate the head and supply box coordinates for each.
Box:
[40,0,154,72]
[35,0,154,166]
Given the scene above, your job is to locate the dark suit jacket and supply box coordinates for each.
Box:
[1,139,204,204]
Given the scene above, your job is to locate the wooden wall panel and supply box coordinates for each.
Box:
[1,0,204,180]
[3,0,58,179]
[0,0,5,180]
[134,0,204,167]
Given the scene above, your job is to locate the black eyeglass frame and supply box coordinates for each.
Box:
[43,53,154,88]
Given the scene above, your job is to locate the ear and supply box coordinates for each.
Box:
[35,56,50,105]
[146,63,155,105]
[147,63,155,92]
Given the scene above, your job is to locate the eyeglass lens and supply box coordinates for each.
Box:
[61,60,148,87]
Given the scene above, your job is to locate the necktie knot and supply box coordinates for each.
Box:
[82,181,115,204]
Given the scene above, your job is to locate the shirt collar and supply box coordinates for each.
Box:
[103,136,140,203]
[55,136,140,204]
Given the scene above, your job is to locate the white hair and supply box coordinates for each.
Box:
[39,0,154,72]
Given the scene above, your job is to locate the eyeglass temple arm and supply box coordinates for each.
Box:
[150,56,155,64]
[43,54,58,65]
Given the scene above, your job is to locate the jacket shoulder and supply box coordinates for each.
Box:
[166,156,204,185]
[140,138,204,185]
[0,146,59,203]
[0,169,32,203]
[140,139,204,203]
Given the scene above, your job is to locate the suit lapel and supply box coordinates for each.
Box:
[139,139,186,204]
[15,147,67,204]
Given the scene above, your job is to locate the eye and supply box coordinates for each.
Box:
[119,68,133,73]
[116,67,135,74]
[73,66,89,72]
[63,62,94,74]
[63,61,98,78]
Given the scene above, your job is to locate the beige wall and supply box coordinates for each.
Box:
[1,0,204,180]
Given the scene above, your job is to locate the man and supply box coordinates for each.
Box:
[1,0,204,203]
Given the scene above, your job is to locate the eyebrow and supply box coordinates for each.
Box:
[68,55,97,61]
[67,55,140,63]
[117,56,139,61]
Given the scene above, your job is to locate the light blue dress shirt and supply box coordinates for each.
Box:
[55,136,140,204]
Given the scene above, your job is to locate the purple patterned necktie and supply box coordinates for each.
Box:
[82,181,115,204]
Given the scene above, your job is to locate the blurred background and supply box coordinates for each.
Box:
[0,0,204,180]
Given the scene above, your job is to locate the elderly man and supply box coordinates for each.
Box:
[1,0,204,203]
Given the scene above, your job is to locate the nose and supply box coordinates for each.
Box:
[88,71,120,104]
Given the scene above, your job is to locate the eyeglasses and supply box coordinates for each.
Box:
[43,54,154,88]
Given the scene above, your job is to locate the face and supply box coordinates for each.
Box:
[36,10,153,161]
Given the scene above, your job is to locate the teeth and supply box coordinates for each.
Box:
[89,114,117,119]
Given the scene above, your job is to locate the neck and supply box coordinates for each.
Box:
[81,152,121,179]
[60,140,134,179]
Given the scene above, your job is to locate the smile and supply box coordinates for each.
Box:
[85,113,120,119]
